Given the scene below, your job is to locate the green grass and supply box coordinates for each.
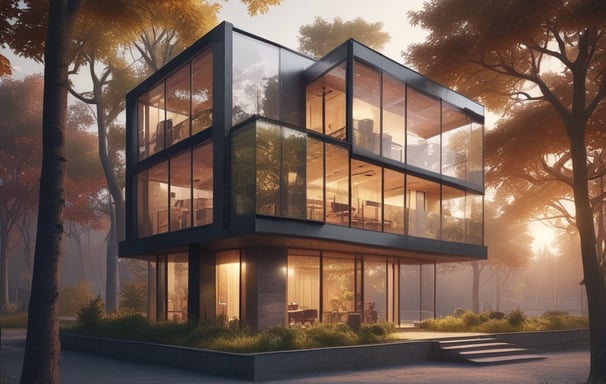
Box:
[421,309,588,333]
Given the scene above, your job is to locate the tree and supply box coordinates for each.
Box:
[0,75,43,310]
[298,17,390,58]
[2,1,283,381]
[405,1,606,381]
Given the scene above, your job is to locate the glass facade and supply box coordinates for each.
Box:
[124,23,485,329]
[138,48,213,160]
[137,141,213,238]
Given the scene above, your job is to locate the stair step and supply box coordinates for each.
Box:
[460,347,527,356]
[439,337,497,345]
[468,354,546,365]
[441,342,509,350]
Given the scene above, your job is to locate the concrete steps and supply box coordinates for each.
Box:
[438,337,546,365]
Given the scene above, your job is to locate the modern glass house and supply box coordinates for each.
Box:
[120,22,486,329]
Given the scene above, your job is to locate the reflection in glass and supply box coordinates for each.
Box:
[325,144,350,226]
[192,49,213,134]
[256,122,281,215]
[148,161,169,234]
[281,128,306,218]
[353,62,381,154]
[193,141,213,226]
[216,250,240,321]
[139,82,165,159]
[323,254,355,322]
[382,75,405,162]
[169,151,192,231]
[383,168,405,234]
[407,175,440,239]
[442,102,472,181]
[351,160,382,230]
[166,64,191,147]
[407,88,440,173]
[287,252,320,325]
[400,263,420,326]
[305,63,346,138]
[364,257,386,323]
[232,32,279,125]
[232,125,256,215]
[420,263,435,320]
[306,137,324,221]
[441,185,467,243]
[167,253,188,322]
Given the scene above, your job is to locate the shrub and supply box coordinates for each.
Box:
[486,310,506,320]
[305,323,357,348]
[119,281,147,314]
[452,308,467,318]
[59,281,94,316]
[0,312,28,328]
[461,311,481,328]
[76,295,104,331]
[357,323,391,344]
[102,314,150,340]
[507,308,526,328]
[477,319,514,333]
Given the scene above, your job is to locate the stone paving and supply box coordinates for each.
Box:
[1,328,590,384]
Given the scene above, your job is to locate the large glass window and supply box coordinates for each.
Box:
[193,142,213,226]
[363,256,386,323]
[287,251,320,325]
[442,102,472,182]
[323,254,355,322]
[256,122,281,215]
[306,63,346,139]
[325,144,350,226]
[167,254,188,322]
[232,32,279,125]
[383,168,405,234]
[400,263,420,326]
[351,160,382,230]
[192,49,213,135]
[170,151,192,231]
[232,125,256,215]
[353,62,381,154]
[216,250,241,321]
[382,75,406,162]
[137,47,213,160]
[166,64,191,147]
[281,128,307,218]
[441,185,468,243]
[420,263,435,320]
[137,141,213,238]
[406,175,441,239]
[306,137,324,221]
[407,88,441,173]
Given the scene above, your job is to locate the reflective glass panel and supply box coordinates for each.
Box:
[351,160,382,231]
[442,102,471,181]
[353,62,381,154]
[441,185,467,242]
[406,175,440,239]
[281,127,306,219]
[166,64,191,146]
[256,121,281,215]
[167,253,188,322]
[400,263,420,326]
[232,32,279,125]
[407,88,440,173]
[191,49,213,134]
[232,125,256,215]
[325,144,349,226]
[382,75,405,162]
[322,253,355,322]
[364,256,386,323]
[287,252,320,325]
[193,141,213,226]
[216,250,240,321]
[169,151,192,231]
[147,161,169,235]
[383,168,405,234]
[306,137,324,221]
[306,63,346,138]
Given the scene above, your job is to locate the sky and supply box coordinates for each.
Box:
[1,0,428,78]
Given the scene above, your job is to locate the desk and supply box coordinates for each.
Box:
[288,309,318,325]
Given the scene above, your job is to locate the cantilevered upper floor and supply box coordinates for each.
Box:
[121,21,486,262]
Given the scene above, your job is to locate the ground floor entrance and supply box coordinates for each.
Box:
[149,247,437,329]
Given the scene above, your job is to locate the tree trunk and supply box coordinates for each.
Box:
[91,68,123,313]
[471,261,481,313]
[0,231,8,309]
[20,2,81,383]
[567,127,606,383]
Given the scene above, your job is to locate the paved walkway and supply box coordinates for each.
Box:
[1,328,589,384]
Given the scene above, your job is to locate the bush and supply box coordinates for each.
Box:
[486,310,506,320]
[305,323,357,348]
[0,312,28,328]
[357,323,391,344]
[507,308,526,328]
[60,281,94,316]
[119,281,147,314]
[76,295,104,330]
[461,311,481,328]
[476,319,514,333]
